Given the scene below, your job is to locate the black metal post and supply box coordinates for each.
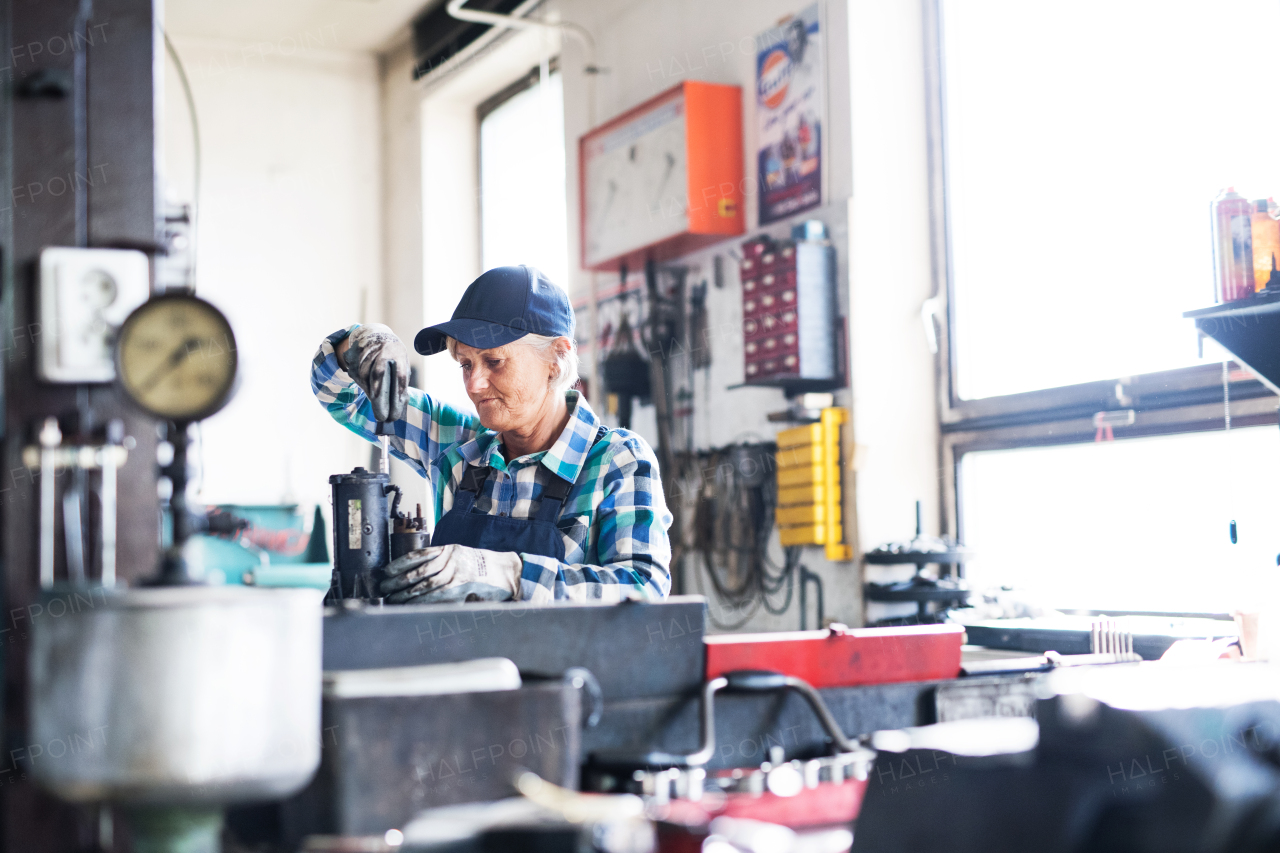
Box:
[157,421,199,585]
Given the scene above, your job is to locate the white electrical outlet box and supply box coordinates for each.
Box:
[37,247,151,383]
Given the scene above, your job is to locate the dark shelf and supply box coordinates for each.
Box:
[1182,290,1280,319]
[864,549,970,566]
[729,377,846,394]
[1184,294,1280,394]
[864,580,970,603]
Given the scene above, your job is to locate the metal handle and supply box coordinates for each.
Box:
[99,447,117,587]
[38,418,62,589]
[30,420,129,589]
[372,360,397,428]
[723,671,789,691]
[590,669,858,770]
[773,675,859,755]
[374,361,396,476]
[564,667,604,729]
[62,485,86,584]
[720,670,858,754]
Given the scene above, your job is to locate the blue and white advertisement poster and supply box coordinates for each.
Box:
[756,5,824,225]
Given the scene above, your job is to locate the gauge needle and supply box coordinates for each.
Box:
[652,152,676,206]
[136,337,201,394]
[595,179,617,235]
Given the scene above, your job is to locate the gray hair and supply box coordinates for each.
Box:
[446,334,580,396]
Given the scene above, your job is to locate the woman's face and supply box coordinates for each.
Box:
[454,340,556,434]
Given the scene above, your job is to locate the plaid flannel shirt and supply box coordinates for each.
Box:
[311,328,672,602]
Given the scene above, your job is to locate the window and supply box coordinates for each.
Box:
[960,426,1280,614]
[928,0,1280,610]
[478,62,570,288]
[941,0,1280,402]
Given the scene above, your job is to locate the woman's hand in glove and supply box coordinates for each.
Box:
[379,544,523,603]
[338,324,409,422]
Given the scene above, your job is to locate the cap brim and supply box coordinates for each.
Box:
[414,319,528,355]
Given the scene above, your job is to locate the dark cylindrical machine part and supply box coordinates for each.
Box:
[329,467,391,600]
[390,531,429,561]
[390,502,429,560]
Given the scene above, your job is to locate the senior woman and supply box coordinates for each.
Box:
[310,265,672,604]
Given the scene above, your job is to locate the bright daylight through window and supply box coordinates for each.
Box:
[961,426,1280,614]
[942,0,1280,400]
[941,0,1280,615]
[479,68,570,290]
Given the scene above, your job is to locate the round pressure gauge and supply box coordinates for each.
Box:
[115,293,238,421]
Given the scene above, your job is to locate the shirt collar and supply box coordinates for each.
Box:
[541,390,600,482]
[454,390,600,480]
[456,426,504,472]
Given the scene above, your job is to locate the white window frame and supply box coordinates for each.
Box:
[920,0,1280,560]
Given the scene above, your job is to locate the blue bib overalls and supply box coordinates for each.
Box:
[431,425,608,561]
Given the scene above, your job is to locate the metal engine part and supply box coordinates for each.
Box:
[29,585,323,805]
[330,467,399,600]
[391,503,430,560]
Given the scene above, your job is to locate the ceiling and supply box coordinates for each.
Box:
[163,0,442,53]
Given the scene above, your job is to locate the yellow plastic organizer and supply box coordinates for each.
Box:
[774,407,851,561]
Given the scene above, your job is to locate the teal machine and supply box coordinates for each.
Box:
[191,504,333,590]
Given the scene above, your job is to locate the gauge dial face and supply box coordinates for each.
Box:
[116,294,238,421]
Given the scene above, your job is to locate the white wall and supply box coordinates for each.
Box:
[379,40,434,510]
[846,0,943,621]
[163,36,382,513]
[554,0,867,630]
[552,0,940,627]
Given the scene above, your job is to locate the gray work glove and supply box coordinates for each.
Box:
[342,324,409,423]
[380,544,523,604]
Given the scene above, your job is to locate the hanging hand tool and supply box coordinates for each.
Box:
[371,359,397,476]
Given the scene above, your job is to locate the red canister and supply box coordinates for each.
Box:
[1211,187,1255,302]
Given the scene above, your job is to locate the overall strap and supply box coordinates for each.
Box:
[452,463,489,513]
[535,474,573,523]
[458,463,488,493]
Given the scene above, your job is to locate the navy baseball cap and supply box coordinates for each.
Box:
[414,265,575,356]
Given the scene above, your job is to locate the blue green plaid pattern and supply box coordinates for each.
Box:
[311,328,672,602]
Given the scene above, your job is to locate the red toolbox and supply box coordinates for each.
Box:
[705,623,964,688]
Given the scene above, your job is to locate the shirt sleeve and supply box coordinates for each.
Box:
[310,327,481,484]
[517,434,673,603]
